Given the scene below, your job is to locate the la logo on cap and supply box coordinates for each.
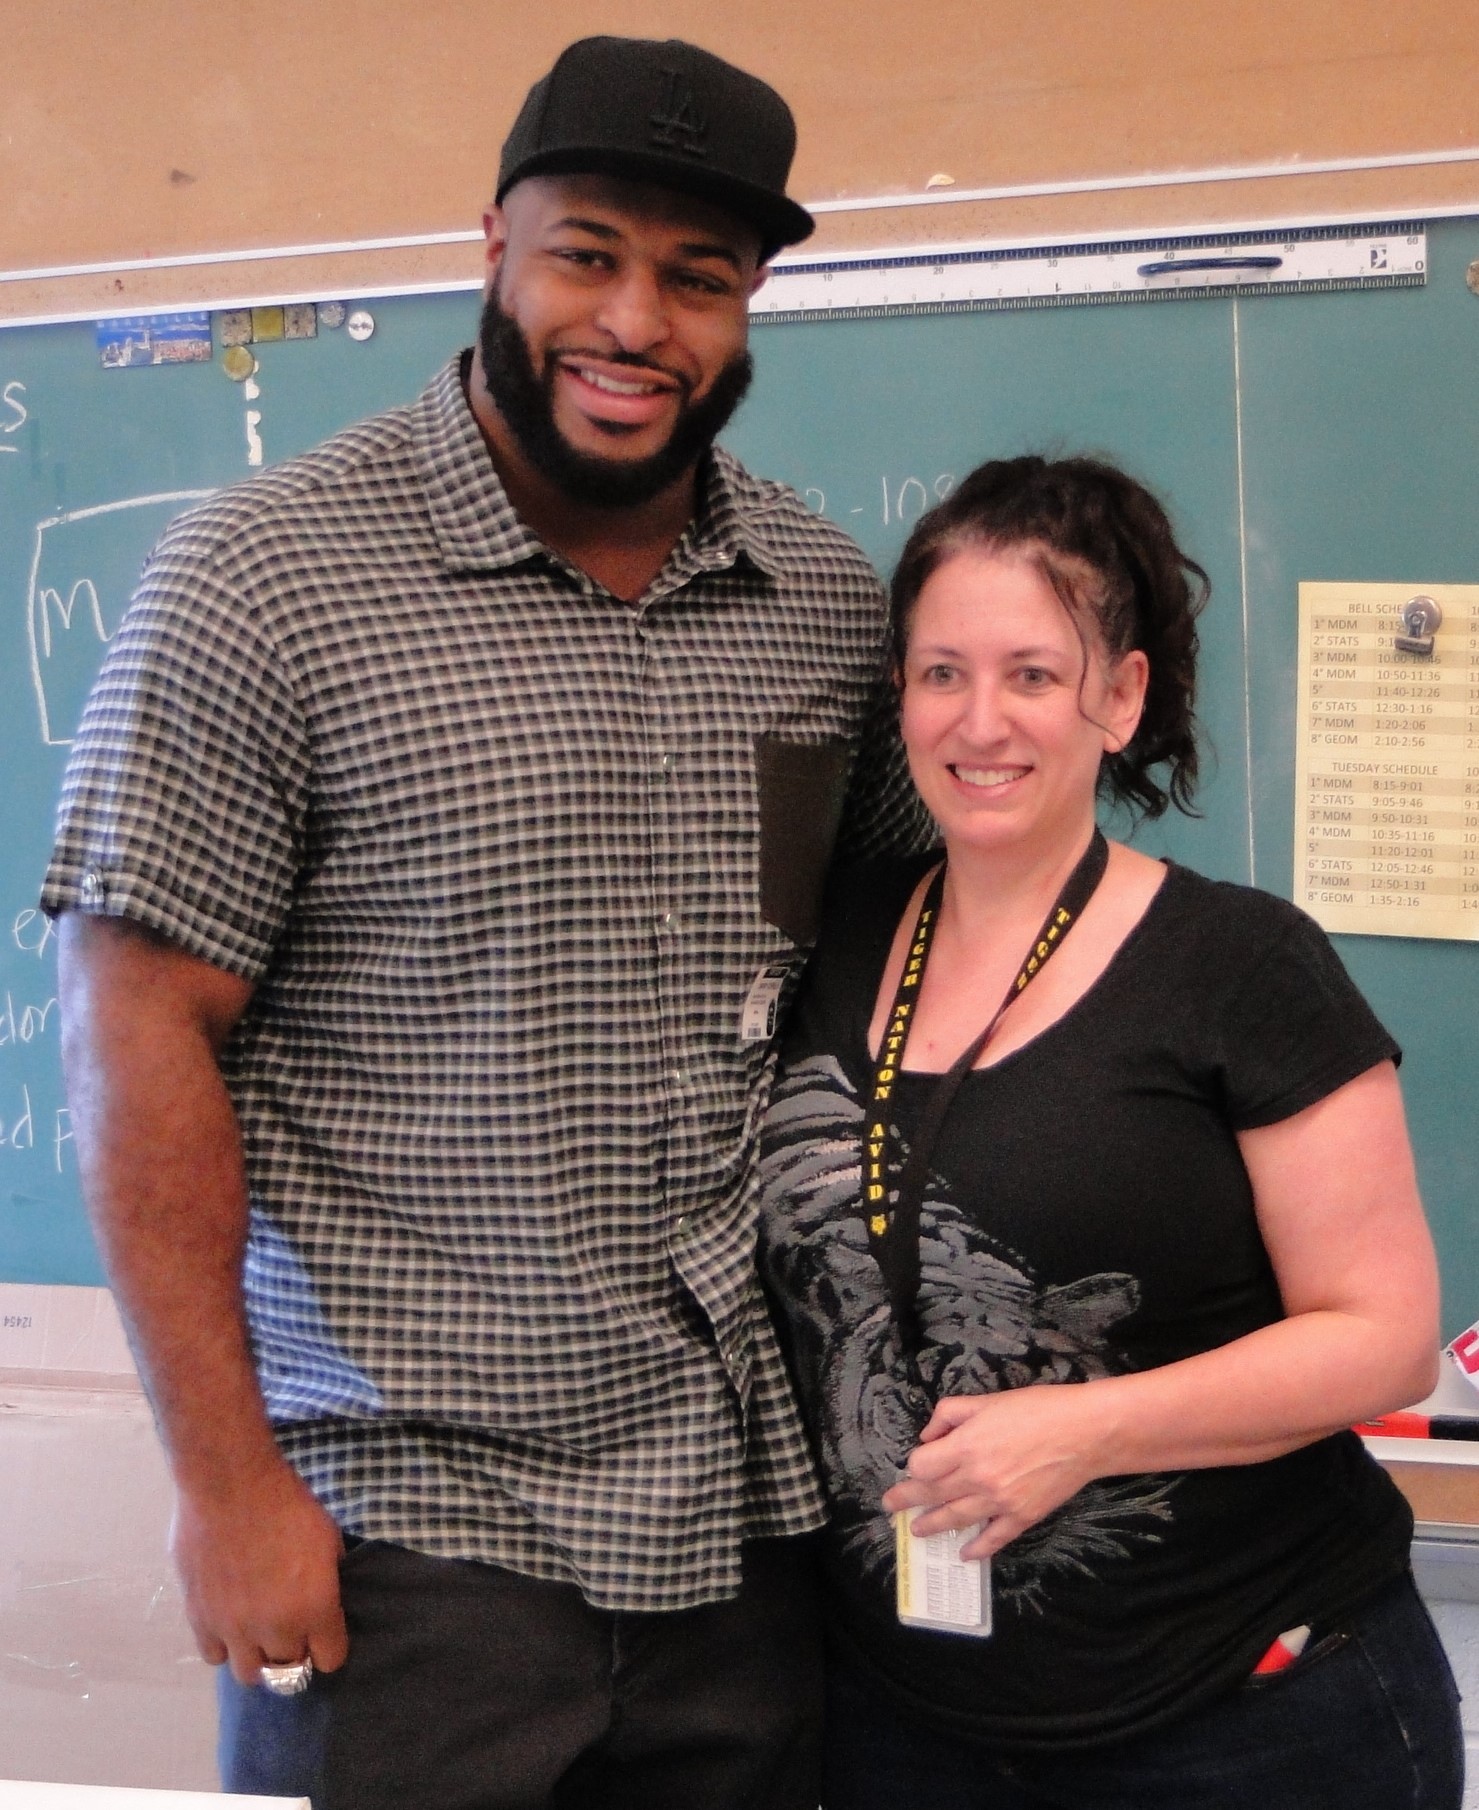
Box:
[649,66,709,158]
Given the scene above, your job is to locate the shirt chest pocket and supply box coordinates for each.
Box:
[754,734,853,946]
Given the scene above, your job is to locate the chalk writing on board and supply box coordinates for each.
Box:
[0,381,26,452]
[3,1085,34,1153]
[12,908,55,960]
[0,992,57,1047]
[800,472,956,528]
[26,489,215,745]
[0,1076,72,1173]
[2,889,70,1175]
[880,473,957,527]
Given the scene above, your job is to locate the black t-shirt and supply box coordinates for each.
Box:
[757,856,1412,1752]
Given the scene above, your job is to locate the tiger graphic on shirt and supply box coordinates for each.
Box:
[759,1052,1176,1609]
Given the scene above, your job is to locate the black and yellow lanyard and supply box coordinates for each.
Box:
[863,829,1109,1359]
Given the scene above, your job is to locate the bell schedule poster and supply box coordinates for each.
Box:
[1294,582,1479,941]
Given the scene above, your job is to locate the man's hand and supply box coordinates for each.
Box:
[173,1455,349,1683]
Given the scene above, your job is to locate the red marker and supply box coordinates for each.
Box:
[1252,1625,1311,1675]
[1353,1411,1479,1442]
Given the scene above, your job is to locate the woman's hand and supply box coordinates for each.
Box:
[884,1062,1439,1566]
[882,1381,1108,1561]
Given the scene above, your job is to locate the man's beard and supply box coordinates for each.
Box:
[478,284,753,510]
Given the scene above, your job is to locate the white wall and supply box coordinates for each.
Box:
[0,1385,216,1789]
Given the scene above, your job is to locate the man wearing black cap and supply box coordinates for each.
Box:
[46,36,924,1810]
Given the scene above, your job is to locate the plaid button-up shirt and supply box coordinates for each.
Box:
[43,356,927,1610]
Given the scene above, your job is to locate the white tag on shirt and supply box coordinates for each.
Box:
[894,1510,993,1638]
[740,964,789,1043]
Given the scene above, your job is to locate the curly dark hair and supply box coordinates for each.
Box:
[889,454,1207,819]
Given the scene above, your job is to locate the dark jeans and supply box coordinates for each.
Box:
[218,1534,823,1810]
[825,1571,1464,1810]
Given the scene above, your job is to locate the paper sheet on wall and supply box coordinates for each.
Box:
[1294,583,1479,940]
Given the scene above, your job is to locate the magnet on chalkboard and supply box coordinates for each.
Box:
[251,306,286,343]
[217,309,253,348]
[318,301,348,330]
[346,309,376,342]
[222,345,257,382]
[283,304,318,340]
[1394,594,1441,656]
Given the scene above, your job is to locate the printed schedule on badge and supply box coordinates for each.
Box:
[1294,582,1479,941]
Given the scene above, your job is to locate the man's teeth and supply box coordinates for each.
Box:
[573,367,664,397]
[953,766,1026,788]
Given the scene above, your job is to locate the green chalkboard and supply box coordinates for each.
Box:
[3,224,1477,1331]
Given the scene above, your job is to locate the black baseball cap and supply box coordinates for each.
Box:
[497,37,815,261]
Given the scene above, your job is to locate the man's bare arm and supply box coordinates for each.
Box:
[58,913,348,1682]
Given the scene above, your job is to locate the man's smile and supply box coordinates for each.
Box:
[563,361,679,398]
[554,355,688,433]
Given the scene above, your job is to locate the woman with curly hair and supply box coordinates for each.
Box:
[758,455,1461,1809]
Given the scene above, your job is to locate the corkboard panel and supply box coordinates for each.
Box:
[1386,1462,1479,1530]
[4,0,1478,320]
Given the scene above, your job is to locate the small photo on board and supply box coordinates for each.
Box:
[96,313,213,369]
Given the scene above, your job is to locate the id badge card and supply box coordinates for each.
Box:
[740,963,790,1043]
[894,1509,992,1638]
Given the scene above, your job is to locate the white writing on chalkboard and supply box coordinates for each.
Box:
[800,470,956,529]
[5,897,70,1174]
[12,907,56,959]
[0,1087,72,1173]
[0,992,57,1046]
[34,577,107,654]
[3,1086,32,1150]
[0,380,26,451]
[26,490,216,745]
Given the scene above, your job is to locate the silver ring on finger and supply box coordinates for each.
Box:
[258,1656,314,1696]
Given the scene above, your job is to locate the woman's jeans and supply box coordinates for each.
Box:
[825,1570,1464,1810]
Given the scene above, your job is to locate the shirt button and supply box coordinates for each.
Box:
[657,911,675,931]
[674,1215,691,1238]
[659,752,674,775]
[79,868,106,907]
